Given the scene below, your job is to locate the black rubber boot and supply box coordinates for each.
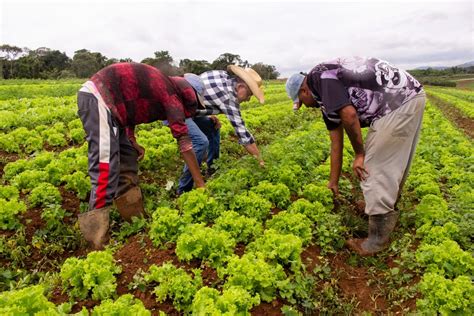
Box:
[346,211,399,256]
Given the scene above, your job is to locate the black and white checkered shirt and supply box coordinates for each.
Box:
[196,70,255,145]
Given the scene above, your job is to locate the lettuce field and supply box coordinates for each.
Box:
[0,80,473,315]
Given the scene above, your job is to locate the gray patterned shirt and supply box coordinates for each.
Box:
[306,57,423,130]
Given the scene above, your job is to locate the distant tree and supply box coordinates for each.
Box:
[0,44,23,78]
[179,59,212,74]
[103,57,134,67]
[141,50,178,75]
[211,53,248,70]
[0,57,5,79]
[15,54,42,78]
[104,58,119,66]
[38,48,70,78]
[251,62,280,80]
[71,49,107,78]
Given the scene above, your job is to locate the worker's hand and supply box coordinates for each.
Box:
[258,159,265,168]
[194,177,206,188]
[209,116,221,129]
[353,154,369,181]
[132,141,145,161]
[327,180,339,195]
[195,179,206,188]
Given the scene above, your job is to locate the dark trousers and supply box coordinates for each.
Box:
[177,116,220,194]
[77,91,138,210]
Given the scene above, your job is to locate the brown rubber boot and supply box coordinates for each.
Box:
[78,207,110,250]
[346,211,399,256]
[114,186,145,222]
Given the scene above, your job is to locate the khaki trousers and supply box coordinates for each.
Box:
[361,92,426,215]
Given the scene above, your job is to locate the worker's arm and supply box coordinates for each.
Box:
[328,124,344,195]
[181,149,205,188]
[244,142,264,167]
[338,105,368,181]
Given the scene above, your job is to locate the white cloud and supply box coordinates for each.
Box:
[1,0,472,77]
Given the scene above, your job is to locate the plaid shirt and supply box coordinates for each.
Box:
[196,71,255,145]
[89,63,198,152]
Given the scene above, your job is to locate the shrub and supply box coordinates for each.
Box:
[0,198,26,230]
[176,223,236,267]
[149,207,189,246]
[28,182,62,207]
[247,229,303,272]
[230,191,271,221]
[144,263,202,312]
[191,286,260,315]
[266,211,313,246]
[251,181,291,209]
[177,188,221,223]
[214,210,262,244]
[92,294,151,316]
[416,240,474,278]
[418,273,473,315]
[218,253,287,303]
[0,285,62,315]
[302,184,333,209]
[60,251,122,300]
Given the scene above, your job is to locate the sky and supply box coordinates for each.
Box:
[1,0,473,77]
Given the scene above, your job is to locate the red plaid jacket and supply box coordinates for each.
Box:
[91,62,198,152]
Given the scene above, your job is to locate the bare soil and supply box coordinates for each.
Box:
[329,251,388,312]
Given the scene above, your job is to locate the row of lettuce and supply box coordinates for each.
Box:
[404,101,473,314]
[425,86,474,118]
[0,84,287,154]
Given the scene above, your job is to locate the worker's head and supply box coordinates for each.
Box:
[235,77,253,103]
[286,73,318,110]
[227,65,265,104]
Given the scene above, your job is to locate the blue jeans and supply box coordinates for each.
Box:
[178,116,220,194]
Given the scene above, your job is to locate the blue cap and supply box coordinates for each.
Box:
[184,73,205,106]
[184,73,204,95]
[285,73,305,103]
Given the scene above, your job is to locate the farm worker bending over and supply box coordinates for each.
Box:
[77,62,205,249]
[286,57,425,256]
[177,65,265,195]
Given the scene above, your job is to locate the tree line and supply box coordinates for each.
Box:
[409,67,474,78]
[0,44,280,80]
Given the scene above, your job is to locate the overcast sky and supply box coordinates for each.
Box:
[1,0,473,77]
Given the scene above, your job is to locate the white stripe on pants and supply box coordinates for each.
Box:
[361,92,426,215]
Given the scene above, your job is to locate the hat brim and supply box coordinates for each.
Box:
[228,65,265,104]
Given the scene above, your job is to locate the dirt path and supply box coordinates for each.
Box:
[427,93,474,139]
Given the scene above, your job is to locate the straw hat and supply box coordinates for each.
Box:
[227,65,265,104]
